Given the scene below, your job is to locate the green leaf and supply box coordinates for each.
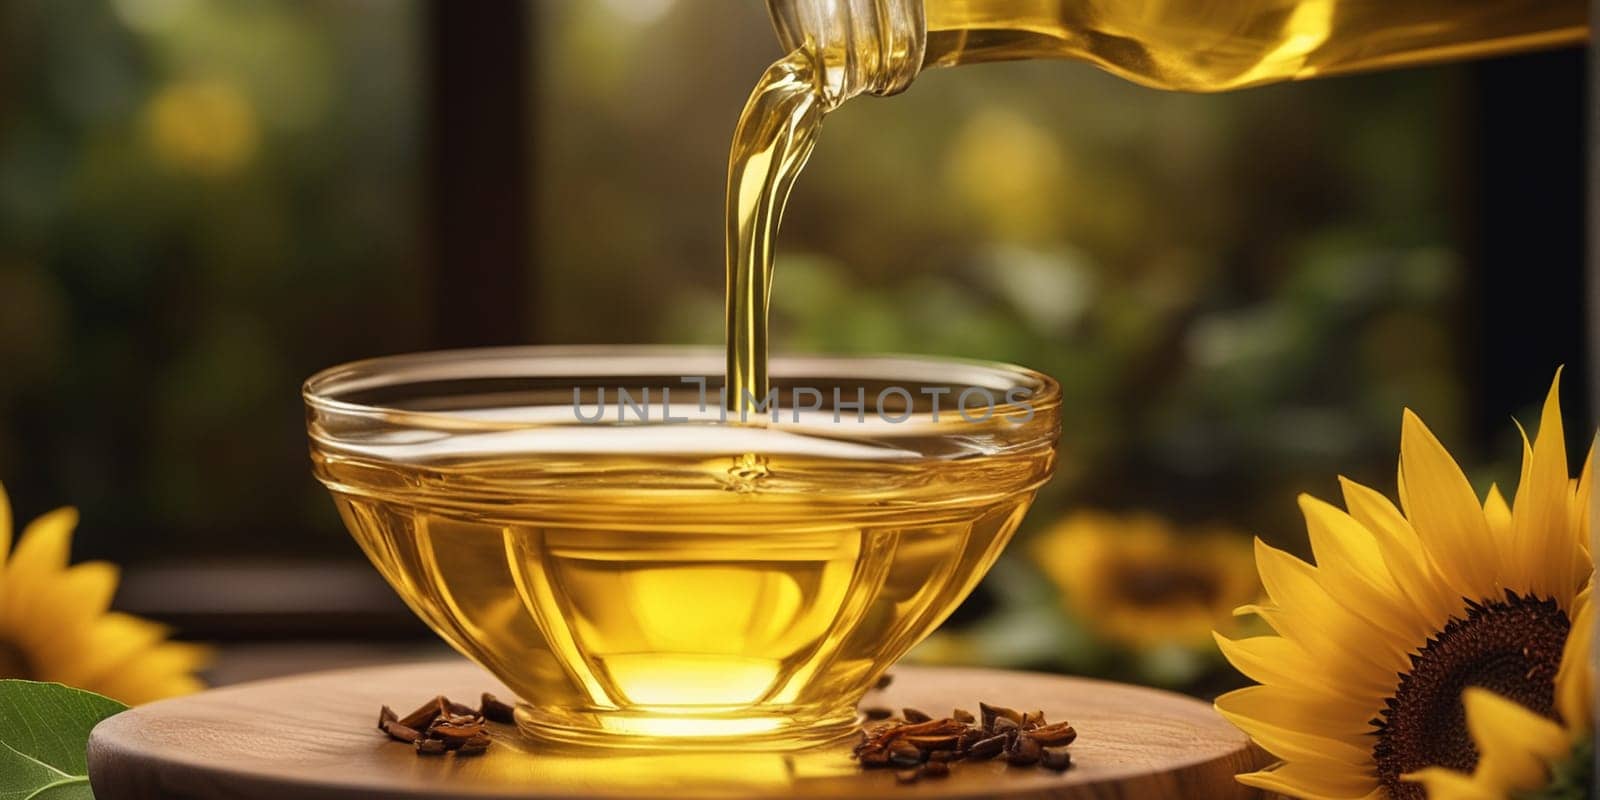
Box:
[0,681,127,800]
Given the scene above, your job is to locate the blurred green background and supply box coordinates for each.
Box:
[0,0,1587,690]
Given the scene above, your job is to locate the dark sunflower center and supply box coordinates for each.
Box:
[1113,562,1221,607]
[1373,592,1569,800]
[0,639,33,680]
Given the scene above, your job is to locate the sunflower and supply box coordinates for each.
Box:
[1033,511,1260,650]
[144,78,260,178]
[1406,597,1593,799]
[0,482,210,704]
[1214,373,1593,800]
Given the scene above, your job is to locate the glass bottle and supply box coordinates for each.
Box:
[768,0,1587,100]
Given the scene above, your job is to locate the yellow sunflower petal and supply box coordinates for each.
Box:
[1298,495,1423,644]
[1339,476,1459,625]
[1235,759,1382,799]
[1556,593,1592,736]
[1251,538,1409,681]
[1578,434,1593,507]
[46,612,170,688]
[1517,417,1535,505]
[1404,766,1504,800]
[90,640,213,705]
[0,481,11,569]
[1481,482,1525,596]
[1399,409,1498,600]
[8,507,77,573]
[1,507,79,625]
[1339,476,1411,547]
[1484,484,1511,541]
[1213,704,1372,766]
[1462,687,1567,790]
[1215,684,1374,739]
[11,561,120,668]
[1214,632,1384,704]
[1511,371,1579,603]
[1245,608,1403,703]
[1572,435,1593,565]
[51,561,119,620]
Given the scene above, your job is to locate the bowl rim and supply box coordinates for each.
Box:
[303,344,1060,434]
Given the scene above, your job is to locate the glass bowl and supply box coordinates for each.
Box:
[304,346,1060,749]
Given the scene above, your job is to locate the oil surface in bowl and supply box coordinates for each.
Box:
[313,416,1052,746]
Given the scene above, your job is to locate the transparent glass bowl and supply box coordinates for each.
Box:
[305,346,1059,749]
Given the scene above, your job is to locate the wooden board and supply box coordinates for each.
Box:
[87,661,1266,799]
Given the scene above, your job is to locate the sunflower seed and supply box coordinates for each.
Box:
[848,696,1079,783]
[1041,746,1073,771]
[377,692,520,758]
[980,702,1021,731]
[395,698,444,731]
[888,741,924,767]
[903,734,959,750]
[1029,721,1077,745]
[382,720,421,744]
[480,693,516,724]
[891,718,967,737]
[1006,735,1041,766]
[428,718,484,742]
[966,734,1007,760]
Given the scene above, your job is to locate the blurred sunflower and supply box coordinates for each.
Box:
[143,77,260,178]
[1408,599,1593,799]
[1032,511,1259,650]
[1215,373,1593,800]
[0,483,210,704]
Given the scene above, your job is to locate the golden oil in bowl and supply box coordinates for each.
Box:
[306,347,1058,748]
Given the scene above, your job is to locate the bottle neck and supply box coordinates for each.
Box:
[767,0,927,108]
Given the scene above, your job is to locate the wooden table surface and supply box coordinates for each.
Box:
[87,661,1266,799]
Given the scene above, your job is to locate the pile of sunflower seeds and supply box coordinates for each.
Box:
[377,693,516,757]
[853,702,1078,784]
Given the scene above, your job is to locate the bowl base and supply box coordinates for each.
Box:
[513,703,861,751]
